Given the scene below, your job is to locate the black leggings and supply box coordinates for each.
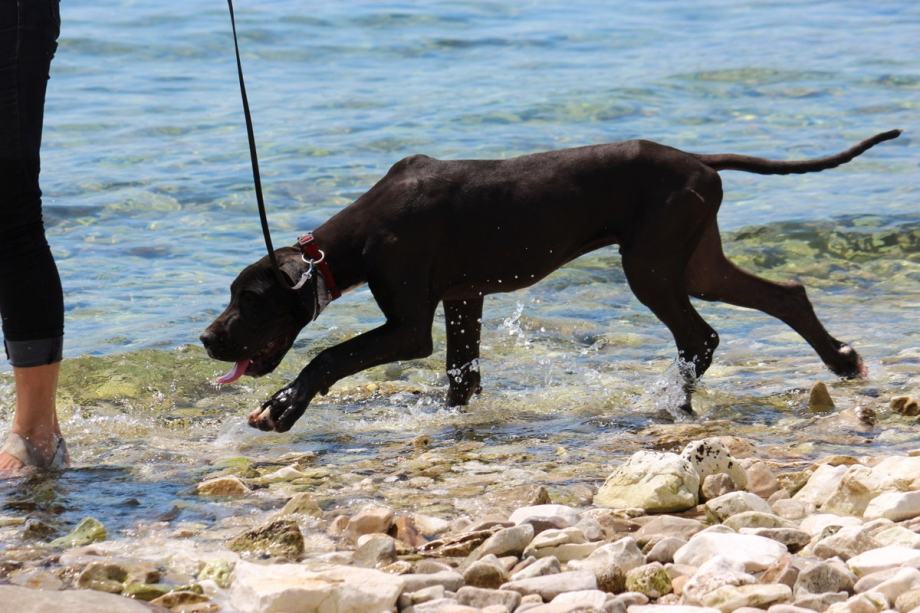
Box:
[0,0,63,367]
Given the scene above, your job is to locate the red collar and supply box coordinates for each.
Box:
[298,233,342,300]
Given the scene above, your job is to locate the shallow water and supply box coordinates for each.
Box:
[1,0,918,581]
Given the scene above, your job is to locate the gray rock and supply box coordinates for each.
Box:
[635,516,705,545]
[792,591,849,611]
[568,537,646,592]
[399,585,445,610]
[469,524,535,562]
[646,537,687,564]
[456,586,521,610]
[227,518,304,560]
[742,528,811,552]
[812,526,880,561]
[702,583,792,612]
[510,556,561,581]
[500,570,597,600]
[463,556,508,589]
[0,586,152,613]
[705,491,774,522]
[702,473,737,501]
[795,560,856,595]
[353,534,397,568]
[401,571,466,593]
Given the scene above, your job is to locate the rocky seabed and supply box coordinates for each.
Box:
[3,409,920,612]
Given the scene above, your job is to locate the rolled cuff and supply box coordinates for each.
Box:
[4,336,63,367]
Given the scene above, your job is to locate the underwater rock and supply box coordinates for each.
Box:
[195,475,251,497]
[149,590,212,610]
[197,559,233,588]
[594,451,700,513]
[277,492,321,517]
[345,504,395,541]
[77,561,128,593]
[227,518,304,560]
[121,581,169,601]
[49,517,107,548]
[809,382,835,411]
[8,567,64,591]
[891,395,920,416]
[353,534,397,568]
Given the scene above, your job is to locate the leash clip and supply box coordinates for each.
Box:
[292,261,314,290]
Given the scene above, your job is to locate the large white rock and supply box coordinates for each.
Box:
[681,438,748,490]
[799,513,863,537]
[863,490,920,522]
[793,464,848,508]
[674,532,787,572]
[846,546,920,577]
[229,560,403,613]
[0,586,152,613]
[595,451,700,513]
[500,570,597,600]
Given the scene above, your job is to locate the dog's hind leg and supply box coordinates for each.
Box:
[685,222,865,378]
[622,187,722,412]
[444,297,484,406]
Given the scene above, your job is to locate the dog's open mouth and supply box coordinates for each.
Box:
[215,338,289,385]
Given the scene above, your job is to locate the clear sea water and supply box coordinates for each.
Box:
[1,0,918,570]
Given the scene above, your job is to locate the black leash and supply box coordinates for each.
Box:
[227,0,290,288]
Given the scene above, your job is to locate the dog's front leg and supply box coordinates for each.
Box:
[251,308,438,432]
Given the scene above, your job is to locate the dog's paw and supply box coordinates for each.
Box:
[249,383,309,432]
[828,344,867,379]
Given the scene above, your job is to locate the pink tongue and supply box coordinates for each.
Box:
[217,360,252,385]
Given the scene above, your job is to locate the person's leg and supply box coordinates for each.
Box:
[0,0,65,474]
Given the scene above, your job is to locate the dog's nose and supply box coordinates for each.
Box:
[200,330,218,349]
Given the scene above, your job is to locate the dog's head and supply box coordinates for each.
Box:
[200,247,316,383]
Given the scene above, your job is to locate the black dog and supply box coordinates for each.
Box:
[201,130,900,432]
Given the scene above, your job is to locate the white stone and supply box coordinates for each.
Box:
[681,438,748,490]
[847,546,920,577]
[706,491,774,521]
[229,560,403,613]
[800,513,864,537]
[793,464,849,508]
[469,524,535,561]
[0,586,152,613]
[500,570,597,600]
[682,556,756,605]
[551,589,611,608]
[595,451,700,513]
[873,526,920,549]
[812,526,880,560]
[509,504,581,527]
[701,583,793,612]
[865,567,920,603]
[629,606,721,613]
[675,532,787,572]
[864,491,920,522]
[568,536,646,577]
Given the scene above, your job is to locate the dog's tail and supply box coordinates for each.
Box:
[694,129,901,175]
